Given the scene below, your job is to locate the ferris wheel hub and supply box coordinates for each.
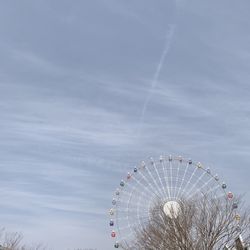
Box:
[163,200,180,218]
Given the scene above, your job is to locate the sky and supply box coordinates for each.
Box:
[0,0,250,249]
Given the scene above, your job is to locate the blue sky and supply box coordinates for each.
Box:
[0,0,250,249]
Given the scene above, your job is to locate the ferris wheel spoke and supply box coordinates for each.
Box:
[120,209,168,239]
[176,162,189,199]
[118,218,148,241]
[188,183,222,201]
[180,174,205,200]
[121,172,160,203]
[136,169,163,200]
[181,175,209,201]
[184,170,207,199]
[152,160,168,199]
[186,176,215,200]
[117,186,160,246]
[200,182,222,199]
[136,186,149,243]
[116,179,160,215]
[117,215,147,225]
[173,160,181,198]
[169,160,173,198]
[143,163,165,198]
[117,201,152,214]
[116,178,150,244]
[126,179,138,240]
[118,214,150,232]
[135,170,158,198]
[119,215,148,229]
[118,184,155,208]
[178,164,198,198]
[162,160,171,199]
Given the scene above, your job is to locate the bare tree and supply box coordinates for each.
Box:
[133,195,250,250]
[0,229,48,250]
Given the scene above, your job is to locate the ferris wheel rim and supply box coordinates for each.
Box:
[109,154,236,249]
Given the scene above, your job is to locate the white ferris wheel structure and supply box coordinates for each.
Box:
[109,155,238,249]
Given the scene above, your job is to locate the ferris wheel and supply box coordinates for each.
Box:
[109,155,237,249]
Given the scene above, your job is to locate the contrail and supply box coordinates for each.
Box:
[138,24,176,133]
